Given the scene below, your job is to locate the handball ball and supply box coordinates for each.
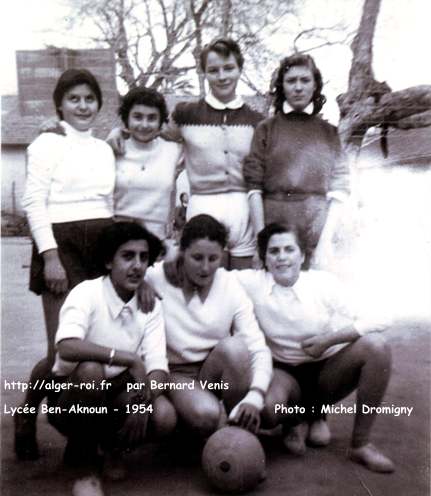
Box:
[202,426,266,493]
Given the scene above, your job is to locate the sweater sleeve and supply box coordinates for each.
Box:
[137,300,169,374]
[228,274,273,392]
[318,271,389,335]
[22,134,61,253]
[328,129,350,200]
[162,106,184,143]
[55,281,93,345]
[243,120,270,192]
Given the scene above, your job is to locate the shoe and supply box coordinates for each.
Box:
[72,475,105,496]
[103,451,127,481]
[349,443,395,473]
[282,422,308,456]
[14,412,39,460]
[307,419,331,447]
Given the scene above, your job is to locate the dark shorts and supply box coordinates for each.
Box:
[47,369,135,438]
[169,361,205,380]
[29,218,114,295]
[274,359,329,420]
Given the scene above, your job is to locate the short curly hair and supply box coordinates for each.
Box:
[257,223,307,267]
[272,53,326,115]
[200,38,244,72]
[118,87,169,128]
[96,221,163,274]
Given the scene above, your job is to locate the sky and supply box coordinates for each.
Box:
[1,0,430,122]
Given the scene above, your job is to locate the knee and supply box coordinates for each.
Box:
[213,337,250,369]
[152,396,177,438]
[73,361,105,383]
[262,400,279,428]
[357,333,391,365]
[187,402,220,437]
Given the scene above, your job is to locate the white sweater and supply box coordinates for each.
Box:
[146,263,273,393]
[114,137,183,237]
[22,122,116,253]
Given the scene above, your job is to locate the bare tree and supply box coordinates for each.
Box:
[337,0,431,157]
[66,0,300,95]
[68,0,200,91]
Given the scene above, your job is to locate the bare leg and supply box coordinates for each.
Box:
[317,334,391,446]
[169,336,251,436]
[199,336,251,411]
[261,368,301,428]
[168,375,222,437]
[102,390,177,481]
[15,291,66,460]
[316,334,394,472]
[262,368,307,455]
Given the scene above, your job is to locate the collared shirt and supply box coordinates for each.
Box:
[169,97,264,195]
[23,121,115,253]
[205,92,244,110]
[52,276,169,378]
[234,269,387,365]
[145,263,273,393]
[282,101,313,115]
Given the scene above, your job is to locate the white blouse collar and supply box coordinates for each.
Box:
[282,101,313,115]
[205,92,244,110]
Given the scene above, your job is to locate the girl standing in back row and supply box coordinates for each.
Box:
[244,53,350,268]
[16,69,116,460]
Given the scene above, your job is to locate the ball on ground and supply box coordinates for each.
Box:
[202,426,266,493]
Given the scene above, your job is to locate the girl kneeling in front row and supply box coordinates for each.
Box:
[234,223,394,473]
[145,214,273,435]
[48,222,176,496]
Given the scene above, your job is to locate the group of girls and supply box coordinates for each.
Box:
[16,36,394,496]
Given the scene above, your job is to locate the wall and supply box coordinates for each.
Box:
[1,145,26,215]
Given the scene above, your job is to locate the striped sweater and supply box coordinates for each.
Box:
[170,98,264,195]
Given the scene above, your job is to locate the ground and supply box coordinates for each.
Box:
[1,163,431,495]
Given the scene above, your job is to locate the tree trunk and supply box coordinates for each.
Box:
[337,0,431,158]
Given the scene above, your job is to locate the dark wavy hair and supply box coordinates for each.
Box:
[180,214,228,251]
[53,69,102,119]
[96,221,163,274]
[257,223,306,268]
[272,53,326,115]
[164,215,228,287]
[200,38,244,72]
[118,87,169,128]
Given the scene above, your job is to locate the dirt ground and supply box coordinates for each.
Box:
[1,237,430,496]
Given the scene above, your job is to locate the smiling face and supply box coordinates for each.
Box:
[59,83,99,131]
[283,65,316,112]
[106,239,149,302]
[204,51,241,104]
[182,238,224,290]
[265,232,304,286]
[127,104,162,144]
